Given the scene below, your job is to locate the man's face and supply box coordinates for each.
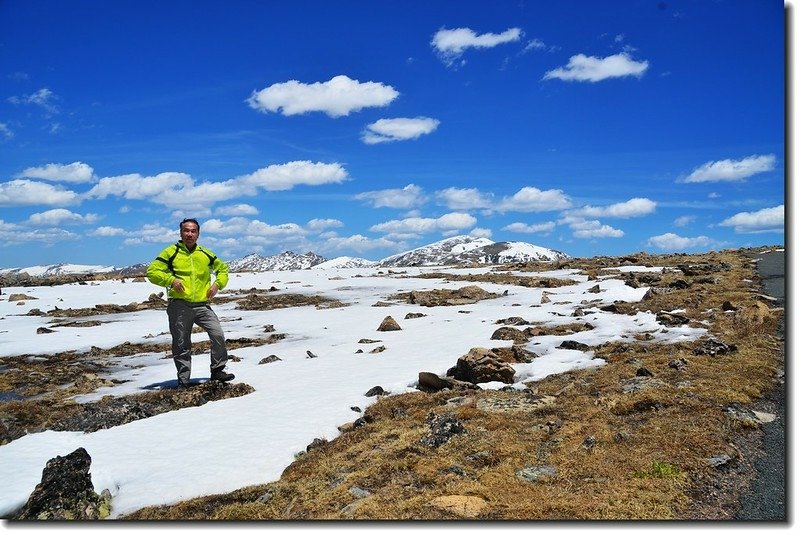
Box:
[180,222,200,247]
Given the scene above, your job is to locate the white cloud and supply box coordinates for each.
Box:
[238,161,348,191]
[370,212,477,235]
[431,27,522,66]
[496,187,572,213]
[719,205,784,233]
[435,187,492,211]
[307,218,344,231]
[318,234,402,254]
[0,179,79,207]
[647,233,713,250]
[682,154,776,183]
[215,204,259,217]
[0,122,13,139]
[570,198,657,218]
[355,184,427,209]
[362,117,440,144]
[89,226,126,237]
[0,227,78,247]
[503,221,556,234]
[122,224,175,245]
[17,162,96,183]
[673,215,695,227]
[8,88,59,114]
[201,217,307,241]
[543,52,648,82]
[26,209,99,226]
[568,219,624,239]
[470,227,492,239]
[247,75,399,118]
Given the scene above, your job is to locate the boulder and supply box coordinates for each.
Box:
[377,316,401,331]
[447,348,515,384]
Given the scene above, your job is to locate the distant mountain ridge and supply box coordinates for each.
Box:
[0,236,569,281]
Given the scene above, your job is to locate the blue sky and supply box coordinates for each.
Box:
[0,0,786,268]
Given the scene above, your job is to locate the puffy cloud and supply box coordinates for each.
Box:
[238,161,348,191]
[0,227,78,246]
[122,224,175,245]
[247,75,399,117]
[673,215,695,227]
[543,53,648,82]
[682,154,776,183]
[201,217,307,240]
[355,184,427,209]
[26,209,99,226]
[89,226,126,237]
[496,186,571,212]
[647,233,713,250]
[431,27,522,65]
[215,203,259,217]
[470,227,493,239]
[435,187,492,210]
[370,212,477,235]
[503,221,556,234]
[307,218,344,231]
[570,198,656,218]
[0,179,79,207]
[559,216,623,238]
[318,234,402,254]
[86,172,195,201]
[719,205,783,233]
[362,117,440,144]
[17,162,96,183]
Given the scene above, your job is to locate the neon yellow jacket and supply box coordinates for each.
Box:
[146,241,229,303]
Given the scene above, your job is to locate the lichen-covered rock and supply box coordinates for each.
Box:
[377,316,401,331]
[14,447,111,520]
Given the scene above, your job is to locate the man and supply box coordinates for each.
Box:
[147,218,234,387]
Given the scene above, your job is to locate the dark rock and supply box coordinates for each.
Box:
[258,355,281,364]
[669,279,690,289]
[668,358,688,370]
[721,301,738,311]
[656,311,690,326]
[636,367,654,377]
[490,326,529,343]
[365,386,386,397]
[14,447,112,520]
[36,327,56,334]
[404,312,426,319]
[558,340,590,351]
[693,338,738,356]
[420,413,465,448]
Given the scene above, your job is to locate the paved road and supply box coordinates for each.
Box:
[735,249,787,521]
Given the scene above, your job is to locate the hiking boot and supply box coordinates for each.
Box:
[210,370,235,382]
[177,377,192,388]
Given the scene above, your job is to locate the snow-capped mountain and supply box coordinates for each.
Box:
[312,256,377,269]
[0,263,118,277]
[377,235,568,267]
[228,251,326,272]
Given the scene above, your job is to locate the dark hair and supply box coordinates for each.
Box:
[179,218,200,230]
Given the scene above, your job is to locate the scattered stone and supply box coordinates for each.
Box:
[636,367,654,377]
[365,386,386,397]
[558,340,590,351]
[721,301,738,312]
[8,293,37,302]
[258,355,281,365]
[358,338,381,344]
[490,326,529,343]
[14,447,112,520]
[656,311,690,326]
[516,465,558,484]
[36,327,56,334]
[420,413,465,448]
[377,316,401,331]
[668,358,688,370]
[693,338,737,356]
[404,312,426,319]
[263,324,275,332]
[587,284,602,294]
[369,345,386,354]
[306,350,319,358]
[495,316,529,325]
[580,436,597,450]
[348,486,372,499]
[708,454,734,468]
[306,438,328,453]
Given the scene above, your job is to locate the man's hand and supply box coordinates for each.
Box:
[207,283,219,299]
[171,279,186,293]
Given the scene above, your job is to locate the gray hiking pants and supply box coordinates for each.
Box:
[167,299,228,381]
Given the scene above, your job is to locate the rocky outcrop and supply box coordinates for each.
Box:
[13,447,112,520]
